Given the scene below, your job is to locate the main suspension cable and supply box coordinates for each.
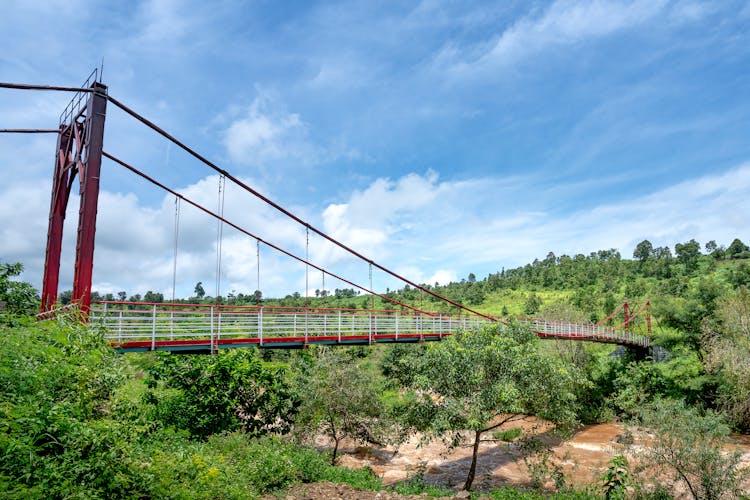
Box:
[0,80,493,320]
[0,82,95,93]
[102,151,433,317]
[104,94,495,321]
[0,128,60,134]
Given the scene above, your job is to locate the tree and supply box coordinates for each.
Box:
[0,261,38,317]
[194,281,205,299]
[524,292,543,315]
[728,262,750,289]
[117,291,127,301]
[675,239,701,273]
[633,239,653,264]
[143,290,164,303]
[703,288,750,431]
[293,349,396,464]
[704,240,718,254]
[59,289,73,306]
[403,323,578,490]
[629,399,747,499]
[727,238,750,259]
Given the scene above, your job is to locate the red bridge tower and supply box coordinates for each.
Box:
[40,76,107,315]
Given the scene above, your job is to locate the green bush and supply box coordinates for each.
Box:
[144,350,299,439]
[0,261,38,320]
[390,473,453,497]
[494,427,523,442]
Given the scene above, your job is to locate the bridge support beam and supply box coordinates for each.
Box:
[40,81,107,316]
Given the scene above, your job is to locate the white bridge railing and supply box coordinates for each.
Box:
[524,319,650,347]
[85,302,649,350]
[89,301,485,347]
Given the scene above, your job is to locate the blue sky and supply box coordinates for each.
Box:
[1,0,749,299]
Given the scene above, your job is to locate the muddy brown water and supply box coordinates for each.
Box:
[317,418,750,494]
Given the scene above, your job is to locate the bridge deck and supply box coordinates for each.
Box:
[87,302,650,353]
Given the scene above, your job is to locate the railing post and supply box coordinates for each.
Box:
[151,304,157,351]
[395,313,399,340]
[217,306,222,347]
[337,310,341,344]
[369,312,373,345]
[210,305,215,354]
[259,306,264,347]
[294,313,297,338]
[323,310,327,336]
[117,309,122,343]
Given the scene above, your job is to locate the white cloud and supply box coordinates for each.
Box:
[317,170,444,264]
[428,269,458,286]
[439,0,669,79]
[222,92,314,167]
[310,163,750,287]
[136,0,194,44]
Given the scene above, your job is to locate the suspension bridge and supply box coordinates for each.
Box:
[2,71,652,355]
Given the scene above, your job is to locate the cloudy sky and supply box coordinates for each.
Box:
[1,0,749,299]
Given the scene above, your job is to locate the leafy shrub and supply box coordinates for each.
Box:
[494,427,522,442]
[390,473,453,497]
[0,261,38,321]
[145,350,299,439]
[629,398,747,499]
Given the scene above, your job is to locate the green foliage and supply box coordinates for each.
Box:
[727,238,750,259]
[390,473,454,497]
[136,432,382,498]
[675,239,702,273]
[630,398,747,499]
[145,350,299,439]
[601,455,630,499]
[0,261,38,321]
[379,342,423,387]
[494,427,523,442]
[633,239,654,265]
[293,348,397,463]
[703,288,750,431]
[484,488,601,499]
[0,321,391,497]
[0,321,132,498]
[611,352,710,415]
[728,262,750,289]
[401,323,579,490]
[524,292,543,315]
